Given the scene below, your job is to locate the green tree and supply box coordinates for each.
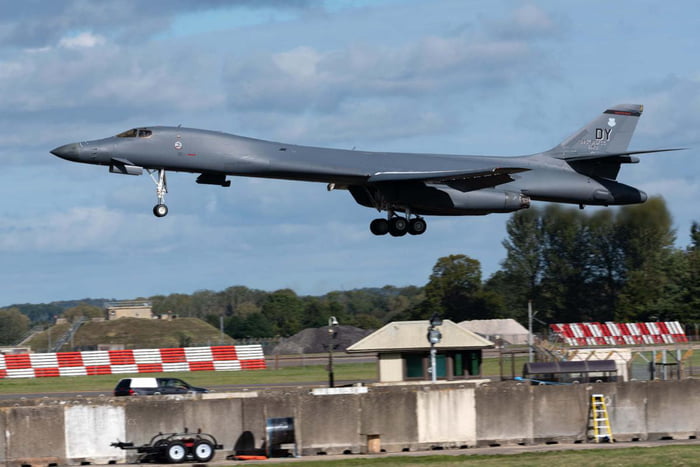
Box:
[538,205,595,323]
[0,308,31,345]
[492,207,545,321]
[61,303,103,322]
[616,197,678,321]
[261,289,304,336]
[423,255,501,321]
[691,222,700,250]
[240,312,275,338]
[663,222,700,325]
[586,209,625,322]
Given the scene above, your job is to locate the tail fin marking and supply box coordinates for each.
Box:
[547,104,643,159]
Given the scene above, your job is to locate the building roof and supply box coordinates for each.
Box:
[346,319,494,353]
[459,318,528,336]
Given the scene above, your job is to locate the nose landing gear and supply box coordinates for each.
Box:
[148,169,168,217]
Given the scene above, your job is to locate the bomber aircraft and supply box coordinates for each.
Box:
[51,104,678,237]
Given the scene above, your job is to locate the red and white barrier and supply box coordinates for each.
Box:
[0,345,266,379]
[550,321,688,346]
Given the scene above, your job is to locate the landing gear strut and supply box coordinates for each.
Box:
[370,211,427,237]
[148,169,168,217]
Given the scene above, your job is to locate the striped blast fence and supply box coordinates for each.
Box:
[549,321,688,346]
[0,345,265,379]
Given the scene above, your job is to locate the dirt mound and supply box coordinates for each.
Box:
[271,325,373,355]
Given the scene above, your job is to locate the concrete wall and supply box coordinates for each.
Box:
[378,353,403,382]
[416,386,476,446]
[0,380,698,465]
[64,405,125,463]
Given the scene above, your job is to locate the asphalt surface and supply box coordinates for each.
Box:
[0,379,374,401]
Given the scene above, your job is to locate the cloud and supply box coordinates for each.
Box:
[0,1,313,48]
[58,32,106,49]
[634,75,700,146]
[0,39,225,158]
[497,4,559,39]
[225,36,538,112]
[0,207,166,253]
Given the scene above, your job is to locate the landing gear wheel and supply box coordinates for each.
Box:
[153,204,168,217]
[370,218,389,235]
[193,440,215,462]
[148,168,169,218]
[408,218,427,235]
[389,217,408,237]
[165,441,187,463]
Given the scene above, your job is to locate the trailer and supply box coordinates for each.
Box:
[112,428,223,463]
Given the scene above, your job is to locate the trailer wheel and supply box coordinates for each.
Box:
[166,441,187,463]
[193,439,215,462]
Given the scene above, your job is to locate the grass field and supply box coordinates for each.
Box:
[0,362,378,395]
[258,445,700,467]
[0,349,695,395]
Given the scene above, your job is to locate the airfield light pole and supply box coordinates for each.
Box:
[427,314,443,383]
[328,316,339,388]
[528,300,538,363]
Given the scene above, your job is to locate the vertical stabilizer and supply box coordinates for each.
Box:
[546,104,643,159]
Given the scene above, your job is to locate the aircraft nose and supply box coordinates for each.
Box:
[50,143,81,161]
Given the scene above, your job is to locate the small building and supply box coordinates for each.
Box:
[347,319,493,383]
[459,318,530,345]
[105,301,153,320]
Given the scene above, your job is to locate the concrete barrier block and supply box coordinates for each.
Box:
[607,382,645,441]
[644,380,700,439]
[360,386,417,452]
[65,404,126,464]
[124,399,188,442]
[182,398,244,451]
[416,386,476,447]
[299,392,361,455]
[6,405,66,462]
[475,382,532,445]
[531,384,590,442]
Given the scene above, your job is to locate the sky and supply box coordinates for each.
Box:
[1,0,699,306]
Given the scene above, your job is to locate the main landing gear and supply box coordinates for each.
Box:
[148,168,168,217]
[370,214,427,237]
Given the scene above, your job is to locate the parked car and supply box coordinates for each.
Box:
[114,377,209,396]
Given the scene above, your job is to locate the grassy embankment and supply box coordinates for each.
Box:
[25,317,234,352]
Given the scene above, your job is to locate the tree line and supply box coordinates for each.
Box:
[414,197,699,331]
[0,197,697,344]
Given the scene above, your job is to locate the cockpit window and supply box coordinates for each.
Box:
[116,128,152,138]
[116,129,137,138]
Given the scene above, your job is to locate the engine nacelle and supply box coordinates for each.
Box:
[447,188,530,214]
[348,184,530,216]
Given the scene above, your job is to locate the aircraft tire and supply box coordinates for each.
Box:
[370,218,389,235]
[153,204,168,217]
[389,217,408,237]
[408,218,427,235]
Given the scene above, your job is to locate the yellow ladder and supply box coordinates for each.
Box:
[591,394,613,443]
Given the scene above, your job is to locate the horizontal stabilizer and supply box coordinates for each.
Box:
[562,147,685,162]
